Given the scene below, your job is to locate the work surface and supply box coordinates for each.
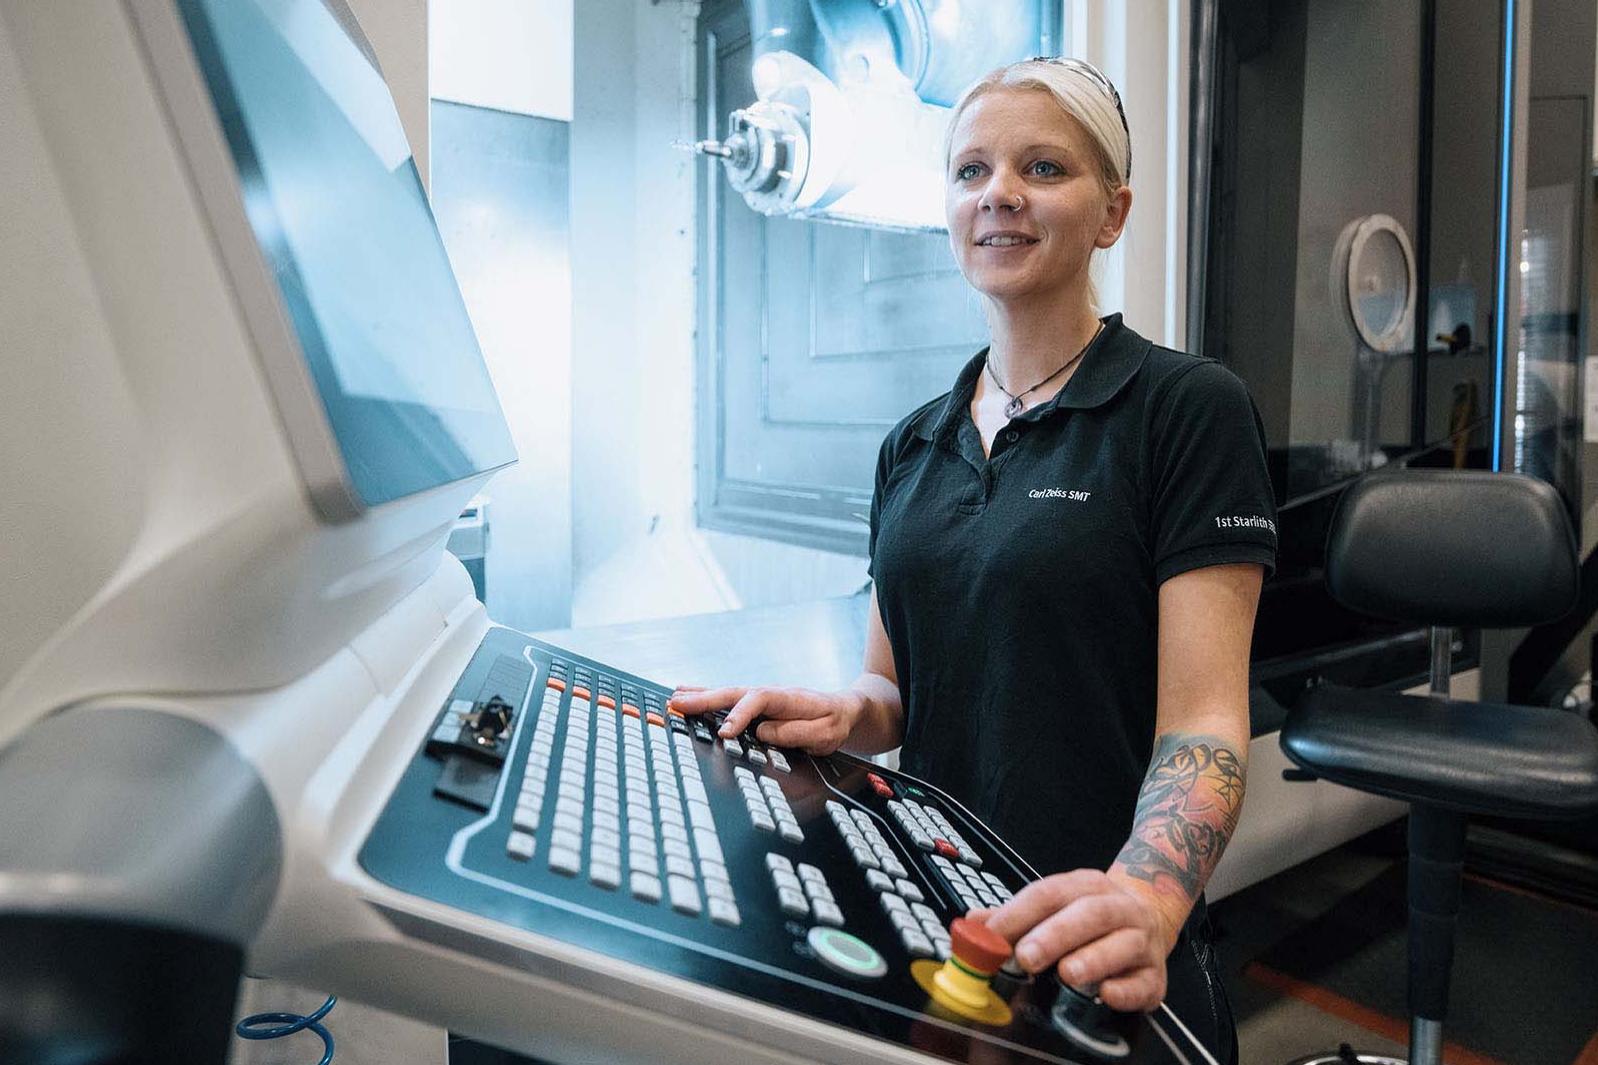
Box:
[533,593,872,696]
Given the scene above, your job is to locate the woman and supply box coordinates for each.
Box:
[670,57,1273,1062]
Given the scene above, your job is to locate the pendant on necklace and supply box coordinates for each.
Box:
[1004,396,1024,418]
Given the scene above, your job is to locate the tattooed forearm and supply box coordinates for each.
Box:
[1111,733,1245,904]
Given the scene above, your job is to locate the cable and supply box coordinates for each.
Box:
[235,993,337,1065]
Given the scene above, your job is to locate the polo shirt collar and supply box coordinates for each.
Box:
[912,313,1149,443]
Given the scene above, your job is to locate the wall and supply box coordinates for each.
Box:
[421,2,578,632]
[1288,0,1421,447]
[1071,0,1191,347]
[345,0,429,186]
[431,0,573,120]
[431,102,574,632]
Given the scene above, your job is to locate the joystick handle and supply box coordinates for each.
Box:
[1049,982,1132,1060]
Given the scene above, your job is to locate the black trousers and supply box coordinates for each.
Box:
[1157,897,1239,1065]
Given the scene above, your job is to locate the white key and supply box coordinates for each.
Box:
[708,899,741,927]
[547,846,581,877]
[693,829,724,864]
[630,872,662,902]
[766,853,795,874]
[771,869,804,894]
[865,870,894,892]
[768,751,791,773]
[896,879,925,903]
[667,875,702,916]
[666,855,696,880]
[590,862,621,890]
[812,900,844,927]
[703,877,735,901]
[550,828,582,853]
[796,862,826,884]
[506,832,535,860]
[688,800,716,830]
[900,929,935,958]
[777,887,809,916]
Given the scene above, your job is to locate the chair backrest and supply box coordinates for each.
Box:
[1325,469,1579,629]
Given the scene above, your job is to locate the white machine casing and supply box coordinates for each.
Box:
[0,6,967,1061]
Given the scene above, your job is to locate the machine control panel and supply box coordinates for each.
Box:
[358,629,1202,1063]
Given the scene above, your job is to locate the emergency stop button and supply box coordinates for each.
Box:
[910,916,1014,1026]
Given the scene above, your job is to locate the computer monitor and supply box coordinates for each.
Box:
[173,0,516,516]
[0,0,515,744]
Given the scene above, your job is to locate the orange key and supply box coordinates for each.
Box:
[546,677,567,692]
[571,685,592,702]
[597,694,616,710]
[645,712,666,728]
[621,703,641,719]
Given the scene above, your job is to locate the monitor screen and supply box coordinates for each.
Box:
[177,0,516,508]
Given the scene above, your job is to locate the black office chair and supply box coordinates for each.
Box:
[1279,469,1598,1065]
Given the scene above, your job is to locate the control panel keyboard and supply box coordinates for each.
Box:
[358,629,1201,1064]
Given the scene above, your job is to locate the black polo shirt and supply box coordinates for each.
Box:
[867,313,1277,880]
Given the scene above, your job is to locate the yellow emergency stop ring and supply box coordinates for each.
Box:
[910,959,1013,1026]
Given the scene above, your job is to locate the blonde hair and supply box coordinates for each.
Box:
[943,57,1132,193]
[943,58,1132,310]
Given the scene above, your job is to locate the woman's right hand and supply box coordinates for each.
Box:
[665,684,866,756]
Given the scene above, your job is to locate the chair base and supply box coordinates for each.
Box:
[1286,1050,1405,1065]
[1286,1013,1444,1065]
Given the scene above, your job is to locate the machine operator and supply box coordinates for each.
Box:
[670,57,1278,1065]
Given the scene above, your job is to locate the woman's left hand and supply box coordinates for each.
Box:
[974,869,1181,1013]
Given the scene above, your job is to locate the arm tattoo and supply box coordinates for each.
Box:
[1112,733,1245,903]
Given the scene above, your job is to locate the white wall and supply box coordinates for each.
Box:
[1289,1,1421,447]
[345,0,430,185]
[1069,0,1190,348]
[425,3,576,631]
[431,0,573,120]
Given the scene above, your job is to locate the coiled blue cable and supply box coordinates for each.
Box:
[235,993,337,1065]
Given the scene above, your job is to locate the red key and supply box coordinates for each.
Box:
[934,839,959,859]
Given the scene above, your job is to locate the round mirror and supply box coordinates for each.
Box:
[1344,214,1416,353]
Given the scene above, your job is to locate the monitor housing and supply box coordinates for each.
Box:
[0,0,513,747]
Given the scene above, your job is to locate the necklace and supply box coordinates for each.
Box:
[985,321,1105,418]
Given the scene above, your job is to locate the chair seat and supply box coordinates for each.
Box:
[1281,687,1598,820]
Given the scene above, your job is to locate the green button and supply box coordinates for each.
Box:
[808,926,887,979]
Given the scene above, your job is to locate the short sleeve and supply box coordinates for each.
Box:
[866,429,897,579]
[1148,361,1278,584]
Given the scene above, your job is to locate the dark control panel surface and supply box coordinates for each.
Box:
[358,629,1202,1063]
